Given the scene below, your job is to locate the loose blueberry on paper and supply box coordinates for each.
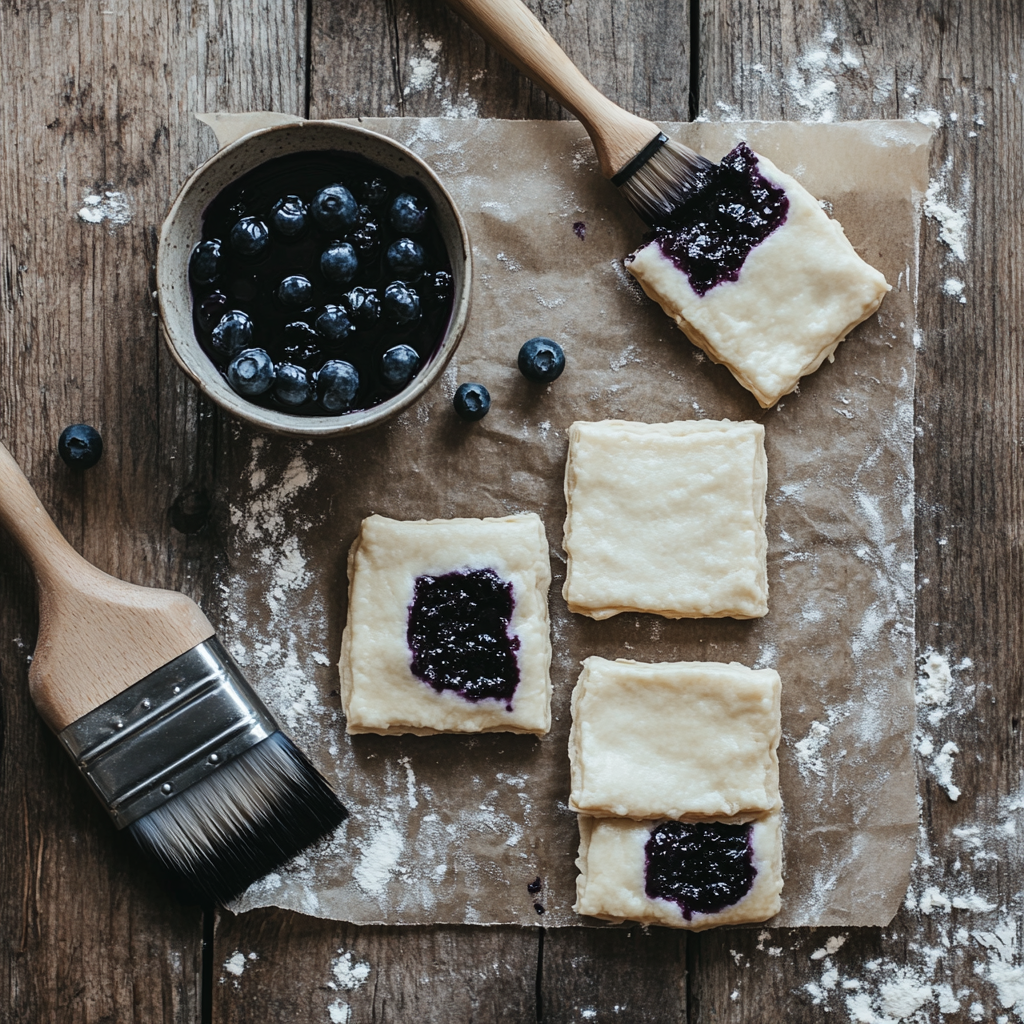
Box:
[454,383,490,421]
[189,152,454,415]
[58,424,104,469]
[518,337,565,383]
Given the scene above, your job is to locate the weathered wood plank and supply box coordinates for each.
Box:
[0,0,305,1020]
[695,1,1024,1020]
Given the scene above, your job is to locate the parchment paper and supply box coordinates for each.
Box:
[205,116,932,928]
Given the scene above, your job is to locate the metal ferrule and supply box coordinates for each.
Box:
[58,637,278,829]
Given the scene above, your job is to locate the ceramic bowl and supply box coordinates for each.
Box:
[157,120,472,437]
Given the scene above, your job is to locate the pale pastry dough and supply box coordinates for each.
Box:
[625,150,890,409]
[569,658,781,820]
[339,514,552,736]
[574,810,783,930]
[562,419,767,620]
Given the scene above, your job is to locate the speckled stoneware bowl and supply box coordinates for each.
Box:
[157,120,472,437]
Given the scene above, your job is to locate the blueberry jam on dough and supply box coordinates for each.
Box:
[634,142,788,298]
[644,821,756,920]
[190,151,454,416]
[407,569,521,709]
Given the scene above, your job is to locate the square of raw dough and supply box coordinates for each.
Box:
[625,142,890,409]
[574,810,783,930]
[340,513,552,736]
[562,419,768,619]
[569,658,781,820]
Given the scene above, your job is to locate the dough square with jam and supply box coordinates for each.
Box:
[562,419,768,620]
[625,142,890,409]
[340,513,552,736]
[569,658,781,820]
[574,810,783,930]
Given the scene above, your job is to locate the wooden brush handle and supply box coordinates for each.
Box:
[0,440,214,731]
[445,0,661,179]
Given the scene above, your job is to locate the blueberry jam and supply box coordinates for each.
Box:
[631,142,788,297]
[407,569,521,709]
[190,151,454,416]
[644,821,756,920]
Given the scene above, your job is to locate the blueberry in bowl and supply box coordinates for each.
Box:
[159,120,471,437]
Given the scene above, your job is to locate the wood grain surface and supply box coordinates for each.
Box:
[1,0,1021,1021]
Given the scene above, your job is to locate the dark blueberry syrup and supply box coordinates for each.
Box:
[644,821,756,920]
[407,569,521,709]
[629,142,789,297]
[190,151,454,416]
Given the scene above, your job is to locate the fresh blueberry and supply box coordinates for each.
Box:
[381,344,420,389]
[316,359,360,412]
[383,281,421,323]
[196,290,228,331]
[278,274,313,309]
[210,310,253,360]
[320,242,359,285]
[316,305,354,344]
[227,348,275,396]
[348,220,380,260]
[360,177,389,206]
[270,195,308,238]
[453,382,490,421]
[229,217,270,260]
[518,337,565,383]
[189,240,223,285]
[58,424,103,469]
[273,362,311,407]
[390,192,428,234]
[311,184,359,233]
[282,321,322,366]
[347,287,380,325]
[386,238,426,279]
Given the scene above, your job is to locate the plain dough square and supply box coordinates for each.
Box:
[562,419,768,619]
[569,658,781,820]
[574,810,783,930]
[625,147,890,409]
[340,514,552,736]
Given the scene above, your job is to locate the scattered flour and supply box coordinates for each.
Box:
[223,951,247,977]
[327,1002,351,1024]
[923,174,968,262]
[943,278,967,303]
[77,189,131,226]
[401,36,479,118]
[330,949,371,990]
[793,721,831,779]
[353,819,405,896]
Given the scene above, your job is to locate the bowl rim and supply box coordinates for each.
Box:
[157,118,472,437]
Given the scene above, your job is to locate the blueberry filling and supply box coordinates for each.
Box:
[407,568,521,709]
[643,821,756,920]
[189,151,454,415]
[632,142,789,297]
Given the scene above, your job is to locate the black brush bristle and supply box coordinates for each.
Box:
[128,731,347,905]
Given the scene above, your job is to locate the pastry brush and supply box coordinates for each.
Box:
[444,0,713,225]
[0,440,347,904]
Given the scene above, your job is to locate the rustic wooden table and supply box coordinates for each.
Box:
[2,1,1021,1020]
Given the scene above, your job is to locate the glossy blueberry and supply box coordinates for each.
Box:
[453,382,490,421]
[386,237,426,279]
[348,220,380,259]
[196,290,228,332]
[424,269,453,307]
[189,240,223,285]
[282,321,321,366]
[277,274,313,309]
[229,216,270,260]
[390,192,428,234]
[320,242,359,285]
[360,177,389,206]
[311,184,359,233]
[347,287,380,325]
[518,337,565,383]
[273,362,311,407]
[270,195,308,238]
[316,359,360,413]
[58,423,103,469]
[381,344,420,389]
[316,304,354,344]
[383,281,421,323]
[227,348,275,396]
[210,310,253,359]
